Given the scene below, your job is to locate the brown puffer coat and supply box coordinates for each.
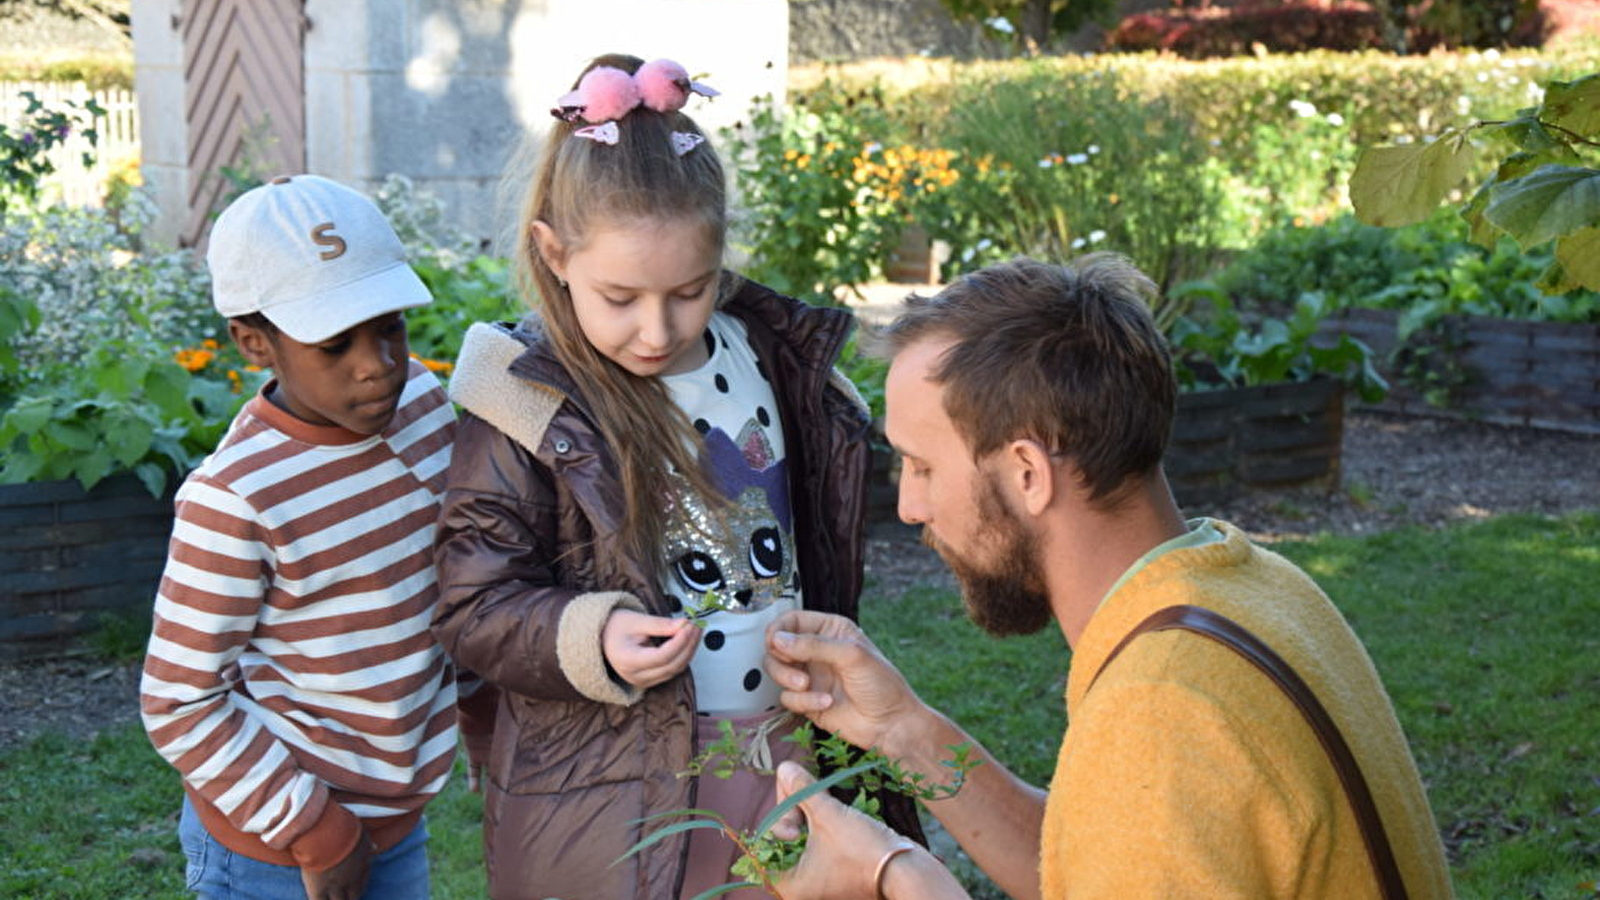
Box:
[433,279,923,900]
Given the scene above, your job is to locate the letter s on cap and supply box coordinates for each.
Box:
[311,222,347,261]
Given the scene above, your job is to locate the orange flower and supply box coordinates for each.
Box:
[412,354,454,376]
[174,347,215,372]
[226,369,243,394]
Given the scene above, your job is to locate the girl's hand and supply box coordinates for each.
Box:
[602,609,698,689]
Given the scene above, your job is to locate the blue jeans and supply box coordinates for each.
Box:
[178,798,431,900]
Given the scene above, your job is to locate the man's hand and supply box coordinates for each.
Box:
[602,609,697,689]
[764,609,921,757]
[300,831,374,900]
[770,761,966,900]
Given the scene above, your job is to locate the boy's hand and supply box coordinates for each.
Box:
[602,609,698,689]
[301,831,374,900]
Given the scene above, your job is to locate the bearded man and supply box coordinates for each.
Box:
[762,255,1455,900]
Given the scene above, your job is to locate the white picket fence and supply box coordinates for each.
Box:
[2,80,140,208]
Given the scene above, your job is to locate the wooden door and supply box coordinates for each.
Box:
[180,0,307,248]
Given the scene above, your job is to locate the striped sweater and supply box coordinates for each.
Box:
[139,360,458,872]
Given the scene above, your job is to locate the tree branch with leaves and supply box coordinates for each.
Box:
[1350,73,1600,293]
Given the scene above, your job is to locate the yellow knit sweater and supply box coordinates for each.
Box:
[1039,520,1454,899]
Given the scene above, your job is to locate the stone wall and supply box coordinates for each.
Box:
[133,0,789,248]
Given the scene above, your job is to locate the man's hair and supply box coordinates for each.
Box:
[881,254,1176,506]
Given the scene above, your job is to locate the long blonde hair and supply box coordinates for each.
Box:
[511,52,732,573]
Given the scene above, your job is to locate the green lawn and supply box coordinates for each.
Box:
[2,513,1595,899]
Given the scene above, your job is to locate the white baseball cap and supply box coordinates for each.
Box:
[207,174,433,344]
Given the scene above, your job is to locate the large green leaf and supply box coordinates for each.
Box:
[1553,226,1600,293]
[1483,164,1600,250]
[1350,132,1477,228]
[1540,74,1600,140]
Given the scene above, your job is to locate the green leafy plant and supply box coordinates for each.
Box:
[1,90,104,215]
[1350,71,1600,292]
[623,720,981,899]
[1167,284,1389,402]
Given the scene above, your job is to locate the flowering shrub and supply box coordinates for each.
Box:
[722,90,906,305]
[923,64,1232,291]
[1,90,104,216]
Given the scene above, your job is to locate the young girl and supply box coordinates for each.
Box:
[432,54,922,900]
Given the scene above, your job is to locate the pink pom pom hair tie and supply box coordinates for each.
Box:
[550,58,718,155]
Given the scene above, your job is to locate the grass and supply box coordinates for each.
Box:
[2,513,1595,899]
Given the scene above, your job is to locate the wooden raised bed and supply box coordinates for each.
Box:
[1166,376,1345,508]
[0,474,174,659]
[865,375,1346,519]
[1320,308,1600,435]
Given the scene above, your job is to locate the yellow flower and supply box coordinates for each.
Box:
[226,369,243,394]
[783,148,799,162]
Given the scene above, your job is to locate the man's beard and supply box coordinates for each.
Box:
[922,473,1052,637]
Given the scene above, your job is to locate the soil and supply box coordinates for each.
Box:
[4,410,1599,757]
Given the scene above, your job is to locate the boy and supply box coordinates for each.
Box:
[140,174,458,900]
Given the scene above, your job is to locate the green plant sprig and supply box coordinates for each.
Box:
[638,719,982,897]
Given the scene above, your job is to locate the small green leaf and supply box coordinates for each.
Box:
[1350,133,1477,228]
[1541,74,1600,140]
[1483,164,1600,250]
[754,759,879,838]
[613,819,731,865]
[4,396,55,435]
[46,418,97,451]
[134,462,169,498]
[1552,226,1600,293]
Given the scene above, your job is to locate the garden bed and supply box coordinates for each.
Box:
[1321,308,1600,435]
[0,474,172,660]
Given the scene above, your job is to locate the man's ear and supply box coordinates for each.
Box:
[529,220,568,282]
[1005,439,1059,517]
[229,320,275,369]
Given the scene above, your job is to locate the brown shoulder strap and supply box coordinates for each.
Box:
[1090,605,1408,900]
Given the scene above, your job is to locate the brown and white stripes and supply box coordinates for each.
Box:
[140,361,458,866]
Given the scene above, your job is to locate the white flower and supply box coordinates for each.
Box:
[1066,153,1089,165]
[1087,144,1101,155]
[1289,99,1317,118]
[1325,112,1345,126]
[986,16,1015,34]
[1088,229,1106,244]
[1456,95,1473,115]
[976,238,993,250]
[1038,159,1054,168]
[1070,237,1087,249]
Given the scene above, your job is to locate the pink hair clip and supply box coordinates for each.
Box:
[551,58,717,125]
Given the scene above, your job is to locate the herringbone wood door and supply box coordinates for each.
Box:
[180,0,306,248]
